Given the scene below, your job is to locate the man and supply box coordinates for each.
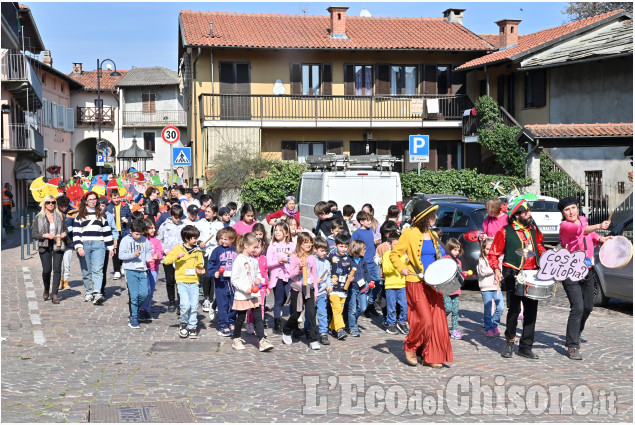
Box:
[184,189,200,208]
[107,189,132,280]
[2,183,15,229]
[192,185,203,201]
[488,198,546,360]
[177,187,189,210]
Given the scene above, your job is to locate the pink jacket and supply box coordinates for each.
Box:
[288,253,318,294]
[482,214,508,238]
[257,254,269,289]
[266,241,296,287]
[560,216,600,262]
[147,237,163,271]
[442,254,462,296]
[233,220,255,235]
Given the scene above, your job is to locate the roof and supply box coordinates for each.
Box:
[179,10,495,51]
[17,4,45,54]
[27,57,84,90]
[524,123,633,138]
[478,34,529,50]
[68,69,129,91]
[520,19,633,69]
[457,9,628,70]
[116,66,179,87]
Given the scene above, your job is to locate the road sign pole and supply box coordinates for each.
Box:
[418,161,421,176]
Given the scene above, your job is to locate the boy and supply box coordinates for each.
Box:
[342,204,357,234]
[314,201,343,238]
[313,237,332,345]
[326,218,346,252]
[380,206,401,242]
[218,207,232,227]
[351,211,381,317]
[346,240,373,337]
[183,204,200,225]
[118,219,153,329]
[157,204,185,312]
[163,225,205,339]
[226,202,238,226]
[207,227,238,336]
[382,232,409,335]
[327,232,353,340]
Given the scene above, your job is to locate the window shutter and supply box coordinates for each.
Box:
[235,63,251,94]
[327,141,343,155]
[375,64,390,95]
[497,75,505,106]
[423,64,437,95]
[51,102,58,128]
[290,63,301,95]
[66,108,74,132]
[344,64,354,96]
[322,63,332,96]
[534,70,546,108]
[451,66,466,95]
[282,141,297,160]
[42,99,48,126]
[58,104,65,128]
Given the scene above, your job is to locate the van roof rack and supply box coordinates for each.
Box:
[305,154,399,171]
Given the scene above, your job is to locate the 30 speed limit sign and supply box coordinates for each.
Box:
[162,126,180,144]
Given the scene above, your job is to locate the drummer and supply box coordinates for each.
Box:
[488,198,546,360]
[390,200,453,368]
[558,196,612,361]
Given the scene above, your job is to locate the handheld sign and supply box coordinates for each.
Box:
[537,248,588,282]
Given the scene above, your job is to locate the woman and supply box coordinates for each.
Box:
[558,196,612,361]
[266,196,300,227]
[143,187,161,222]
[389,200,453,368]
[481,198,508,238]
[73,191,115,305]
[32,195,68,304]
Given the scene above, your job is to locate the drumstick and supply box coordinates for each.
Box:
[343,267,357,291]
[607,211,614,223]
[318,269,329,283]
[302,254,309,286]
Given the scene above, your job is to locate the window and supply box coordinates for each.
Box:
[436,65,449,95]
[618,181,626,194]
[57,104,65,128]
[302,65,320,96]
[524,70,546,108]
[281,141,341,161]
[44,149,49,176]
[435,206,457,228]
[143,132,155,152]
[344,64,373,96]
[53,152,58,173]
[297,142,324,163]
[390,65,417,95]
[51,102,58,128]
[66,108,74,132]
[290,63,332,95]
[62,152,66,180]
[142,93,156,113]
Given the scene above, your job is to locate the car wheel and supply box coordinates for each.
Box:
[591,269,609,307]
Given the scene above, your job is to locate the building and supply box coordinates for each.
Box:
[178,7,495,181]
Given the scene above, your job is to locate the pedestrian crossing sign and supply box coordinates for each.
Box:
[172,147,191,166]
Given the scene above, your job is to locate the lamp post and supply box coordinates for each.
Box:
[96,58,121,175]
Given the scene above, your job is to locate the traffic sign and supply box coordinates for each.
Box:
[409,135,430,163]
[172,147,191,166]
[162,126,180,144]
[103,147,112,157]
[96,154,105,166]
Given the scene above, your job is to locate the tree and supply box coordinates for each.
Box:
[562,2,632,21]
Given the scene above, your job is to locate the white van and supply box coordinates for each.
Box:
[297,155,403,232]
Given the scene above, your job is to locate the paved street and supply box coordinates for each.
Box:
[1,229,632,422]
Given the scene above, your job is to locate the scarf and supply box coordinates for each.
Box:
[282,206,297,218]
[512,220,533,244]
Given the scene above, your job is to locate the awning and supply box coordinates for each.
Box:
[14,157,42,180]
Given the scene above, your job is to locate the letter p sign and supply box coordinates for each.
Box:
[409,135,430,162]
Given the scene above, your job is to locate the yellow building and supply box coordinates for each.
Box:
[177,7,495,181]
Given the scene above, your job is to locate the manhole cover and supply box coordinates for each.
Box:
[89,401,195,422]
[151,341,221,353]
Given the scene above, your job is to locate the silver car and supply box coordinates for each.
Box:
[592,217,633,306]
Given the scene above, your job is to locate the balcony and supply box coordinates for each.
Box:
[0,51,43,111]
[1,3,20,50]
[199,94,472,126]
[122,110,187,127]
[2,123,45,158]
[76,106,115,125]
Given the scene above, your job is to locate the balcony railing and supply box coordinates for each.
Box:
[122,110,187,126]
[76,106,115,125]
[462,106,522,136]
[2,123,44,157]
[200,94,472,122]
[0,51,43,110]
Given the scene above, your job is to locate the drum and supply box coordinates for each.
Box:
[424,258,463,296]
[599,236,633,269]
[515,270,557,300]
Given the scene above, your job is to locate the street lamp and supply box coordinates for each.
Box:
[96,58,121,174]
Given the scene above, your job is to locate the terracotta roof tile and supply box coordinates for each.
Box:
[67,70,128,91]
[478,34,529,49]
[525,123,633,138]
[180,11,494,51]
[458,10,625,70]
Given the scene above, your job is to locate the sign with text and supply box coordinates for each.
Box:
[96,154,105,166]
[409,135,429,163]
[537,248,589,282]
[162,126,180,144]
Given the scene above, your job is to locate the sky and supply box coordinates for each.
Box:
[25,1,571,73]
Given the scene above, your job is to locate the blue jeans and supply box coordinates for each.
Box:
[77,241,106,294]
[315,293,329,334]
[126,270,149,322]
[140,270,157,311]
[347,285,367,332]
[177,282,199,329]
[215,278,236,330]
[481,290,505,331]
[273,279,291,319]
[366,262,382,306]
[385,287,408,326]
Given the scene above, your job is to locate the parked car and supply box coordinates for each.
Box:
[529,196,561,246]
[592,217,633,306]
[401,194,470,223]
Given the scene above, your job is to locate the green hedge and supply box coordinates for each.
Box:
[241,161,308,212]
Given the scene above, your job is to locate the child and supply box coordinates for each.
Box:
[163,225,206,339]
[380,206,401,242]
[347,240,373,337]
[313,237,332,345]
[342,204,357,234]
[478,237,505,337]
[326,218,346,252]
[218,207,232,227]
[233,203,256,235]
[443,238,465,340]
[208,227,238,337]
[351,211,381,317]
[246,233,270,333]
[195,205,224,314]
[286,215,314,244]
[282,232,320,350]
[314,201,343,238]
[230,232,274,352]
[226,202,238,226]
[327,232,352,340]
[118,219,153,329]
[267,222,295,334]
[157,204,185,313]
[382,232,409,335]
[138,218,163,322]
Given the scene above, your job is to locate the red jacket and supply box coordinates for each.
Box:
[488,225,546,271]
[266,209,300,226]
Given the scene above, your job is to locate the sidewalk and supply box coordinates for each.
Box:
[1,230,632,422]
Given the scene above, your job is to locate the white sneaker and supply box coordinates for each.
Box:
[84,293,93,302]
[310,341,321,350]
[246,323,255,335]
[259,338,273,352]
[232,339,246,350]
[282,333,292,345]
[209,309,216,322]
[113,272,121,280]
[298,313,304,324]
[202,299,211,312]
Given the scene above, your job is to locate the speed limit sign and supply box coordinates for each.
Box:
[162,126,180,144]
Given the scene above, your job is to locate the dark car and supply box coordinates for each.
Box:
[402,194,470,223]
[592,217,633,306]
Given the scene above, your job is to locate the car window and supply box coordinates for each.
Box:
[453,210,469,228]
[531,201,559,212]
[620,220,633,242]
[404,200,414,218]
[471,209,488,229]
[435,206,456,228]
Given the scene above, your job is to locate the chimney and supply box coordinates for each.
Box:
[496,19,522,50]
[72,63,83,75]
[443,8,466,26]
[327,6,349,39]
[42,50,52,66]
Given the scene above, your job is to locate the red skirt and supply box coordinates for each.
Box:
[404,281,453,364]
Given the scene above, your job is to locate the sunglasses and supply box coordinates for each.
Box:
[45,200,56,205]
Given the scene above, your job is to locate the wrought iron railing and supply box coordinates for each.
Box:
[122,110,187,126]
[76,106,115,124]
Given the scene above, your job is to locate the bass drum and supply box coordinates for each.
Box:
[424,258,463,296]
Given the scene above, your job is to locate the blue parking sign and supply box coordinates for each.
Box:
[409,135,429,162]
[96,154,105,166]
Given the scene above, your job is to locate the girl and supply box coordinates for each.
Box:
[361,203,381,246]
[230,233,274,352]
[478,237,505,337]
[347,240,373,337]
[267,222,296,334]
[443,238,465,340]
[282,232,320,350]
[286,215,314,244]
[246,238,270,334]
[138,218,163,322]
[232,203,257,235]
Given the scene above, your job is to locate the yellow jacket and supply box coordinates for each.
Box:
[163,244,204,283]
[382,250,406,289]
[389,227,442,283]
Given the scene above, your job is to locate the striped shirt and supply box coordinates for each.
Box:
[72,210,114,251]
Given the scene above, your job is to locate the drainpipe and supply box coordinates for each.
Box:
[192,47,202,184]
[484,65,490,97]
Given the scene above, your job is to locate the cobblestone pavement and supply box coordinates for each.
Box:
[1,230,632,422]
